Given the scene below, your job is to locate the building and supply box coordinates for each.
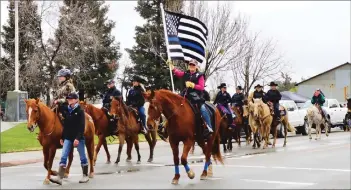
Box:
[295,62,351,103]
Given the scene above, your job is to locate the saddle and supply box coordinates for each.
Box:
[128,107,141,124]
[186,99,216,139]
[101,107,118,135]
[267,102,286,117]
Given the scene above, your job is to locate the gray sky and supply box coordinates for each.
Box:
[1,1,350,93]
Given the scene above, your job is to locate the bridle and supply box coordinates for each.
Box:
[30,103,57,137]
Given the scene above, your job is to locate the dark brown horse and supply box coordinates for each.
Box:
[24,99,95,184]
[143,90,223,184]
[109,98,155,163]
[79,101,114,165]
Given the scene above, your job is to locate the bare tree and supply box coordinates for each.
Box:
[233,33,285,96]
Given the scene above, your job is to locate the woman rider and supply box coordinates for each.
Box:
[168,59,213,137]
[126,75,148,134]
[213,83,235,130]
[53,69,76,115]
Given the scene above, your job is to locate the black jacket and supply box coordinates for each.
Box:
[102,86,121,106]
[203,90,210,101]
[231,93,244,106]
[265,89,282,103]
[213,91,231,105]
[61,104,85,141]
[126,85,145,108]
[347,98,351,109]
[253,90,266,103]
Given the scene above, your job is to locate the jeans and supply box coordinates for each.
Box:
[217,104,234,127]
[138,106,146,129]
[200,104,213,130]
[59,139,88,167]
[273,103,280,118]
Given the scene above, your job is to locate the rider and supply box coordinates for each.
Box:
[53,69,76,117]
[231,86,245,114]
[265,82,282,121]
[214,83,235,130]
[248,84,266,103]
[168,59,214,137]
[311,88,330,123]
[126,75,148,134]
[50,93,89,185]
[102,79,122,134]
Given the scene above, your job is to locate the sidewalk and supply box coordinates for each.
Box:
[0,140,170,167]
[0,121,23,133]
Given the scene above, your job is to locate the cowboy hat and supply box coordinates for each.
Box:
[131,75,146,83]
[105,79,115,84]
[254,84,263,88]
[236,86,243,90]
[66,93,79,100]
[217,83,227,89]
[268,82,278,86]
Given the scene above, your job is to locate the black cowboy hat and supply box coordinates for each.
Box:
[66,93,79,99]
[268,82,278,86]
[236,86,243,90]
[217,83,227,89]
[131,75,146,83]
[254,84,263,88]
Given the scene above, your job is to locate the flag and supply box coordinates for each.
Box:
[164,10,208,64]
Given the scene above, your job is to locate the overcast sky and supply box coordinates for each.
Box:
[1,1,350,93]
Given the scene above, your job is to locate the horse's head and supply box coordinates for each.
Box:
[253,98,264,119]
[142,89,156,102]
[243,105,249,117]
[79,100,88,111]
[148,102,162,121]
[109,97,123,117]
[24,98,41,132]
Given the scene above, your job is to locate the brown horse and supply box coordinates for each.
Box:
[143,89,223,184]
[24,99,95,184]
[242,103,253,145]
[109,98,155,163]
[79,101,114,165]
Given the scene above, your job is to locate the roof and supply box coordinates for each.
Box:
[296,62,350,86]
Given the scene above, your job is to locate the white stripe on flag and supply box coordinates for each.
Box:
[169,52,184,58]
[169,44,183,50]
[183,49,205,61]
[178,33,206,49]
[180,18,207,35]
[178,25,207,43]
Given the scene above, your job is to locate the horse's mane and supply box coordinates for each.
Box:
[121,100,130,117]
[155,89,185,105]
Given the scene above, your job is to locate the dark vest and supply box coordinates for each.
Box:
[181,70,204,98]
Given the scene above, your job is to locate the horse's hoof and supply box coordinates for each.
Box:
[224,149,227,153]
[89,173,94,178]
[147,158,153,163]
[137,161,141,164]
[126,158,132,162]
[63,173,69,178]
[200,174,207,180]
[171,179,179,185]
[207,165,213,177]
[187,169,195,179]
[43,178,50,185]
[106,161,111,164]
[283,144,286,147]
[315,138,318,140]
[51,170,58,176]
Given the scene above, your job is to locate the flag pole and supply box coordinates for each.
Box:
[160,3,175,93]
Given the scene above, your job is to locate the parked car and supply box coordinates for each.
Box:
[279,100,306,137]
[299,99,348,134]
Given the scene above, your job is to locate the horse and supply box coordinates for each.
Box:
[242,103,253,145]
[79,101,114,165]
[109,97,155,164]
[24,99,95,184]
[306,105,329,140]
[246,101,262,148]
[143,89,223,184]
[220,106,244,153]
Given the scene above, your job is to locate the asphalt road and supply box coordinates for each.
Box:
[1,130,350,189]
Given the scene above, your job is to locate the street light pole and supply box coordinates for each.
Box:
[14,0,19,92]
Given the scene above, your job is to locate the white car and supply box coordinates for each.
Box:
[279,100,306,136]
[299,98,348,133]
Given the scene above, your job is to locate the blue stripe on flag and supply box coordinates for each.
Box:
[179,40,204,55]
[168,36,180,42]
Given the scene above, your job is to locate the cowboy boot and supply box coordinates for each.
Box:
[49,165,65,185]
[79,165,89,183]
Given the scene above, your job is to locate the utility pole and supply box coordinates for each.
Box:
[14,0,19,91]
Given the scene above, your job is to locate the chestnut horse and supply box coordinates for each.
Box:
[79,101,114,165]
[109,98,155,163]
[221,106,245,152]
[143,89,223,184]
[24,99,95,184]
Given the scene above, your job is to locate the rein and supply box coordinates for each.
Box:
[38,104,57,136]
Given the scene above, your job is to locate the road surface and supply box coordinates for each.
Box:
[1,130,350,189]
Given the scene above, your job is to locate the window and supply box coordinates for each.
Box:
[329,100,339,108]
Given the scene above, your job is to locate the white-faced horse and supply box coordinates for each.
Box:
[306,105,329,140]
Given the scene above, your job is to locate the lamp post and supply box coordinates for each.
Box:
[14,0,19,91]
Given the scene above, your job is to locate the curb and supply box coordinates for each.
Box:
[0,158,43,168]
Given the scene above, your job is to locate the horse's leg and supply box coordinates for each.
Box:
[125,137,133,162]
[86,137,95,178]
[144,132,153,163]
[115,134,125,164]
[315,124,319,140]
[42,147,50,185]
[237,126,242,148]
[45,146,57,184]
[190,141,195,155]
[64,145,74,178]
[222,135,227,153]
[170,139,180,185]
[325,122,329,137]
[308,121,312,140]
[272,123,278,148]
[181,139,195,179]
[102,137,111,163]
[283,121,288,147]
[133,135,141,164]
[201,135,213,180]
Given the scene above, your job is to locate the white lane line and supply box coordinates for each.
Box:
[240,179,316,186]
[189,164,350,172]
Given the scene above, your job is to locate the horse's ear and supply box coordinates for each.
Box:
[35,98,40,104]
[142,91,151,100]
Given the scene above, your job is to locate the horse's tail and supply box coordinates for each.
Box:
[211,110,224,165]
[283,107,296,132]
